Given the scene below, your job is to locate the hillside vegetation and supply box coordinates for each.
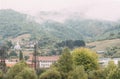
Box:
[87,38,120,58]
[0,9,120,42]
[87,39,120,51]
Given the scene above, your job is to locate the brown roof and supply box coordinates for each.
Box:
[6,62,16,67]
[38,56,59,61]
[28,55,59,61]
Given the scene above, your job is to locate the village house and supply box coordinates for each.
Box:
[5,60,17,67]
[5,55,120,68]
[27,55,59,68]
[99,58,120,67]
[39,56,59,68]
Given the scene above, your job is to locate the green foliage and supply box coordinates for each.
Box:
[55,40,85,49]
[4,60,38,79]
[54,48,73,79]
[5,61,28,79]
[118,61,120,68]
[36,68,46,76]
[14,67,37,79]
[0,70,3,79]
[5,41,13,49]
[56,48,73,72]
[19,50,23,60]
[0,42,9,72]
[24,56,29,60]
[0,43,9,58]
[2,8,120,79]
[1,9,120,42]
[39,68,61,79]
[88,69,106,79]
[105,60,117,73]
[104,60,117,79]
[72,48,99,71]
[85,61,118,79]
[68,66,88,79]
[107,68,120,79]
[0,9,40,39]
[9,51,17,57]
[104,46,120,58]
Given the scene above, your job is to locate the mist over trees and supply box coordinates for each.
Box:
[0,9,120,42]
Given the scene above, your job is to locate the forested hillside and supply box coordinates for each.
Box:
[0,9,40,39]
[0,9,120,42]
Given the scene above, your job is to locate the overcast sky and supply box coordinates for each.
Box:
[0,0,120,21]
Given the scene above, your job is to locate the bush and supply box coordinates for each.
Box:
[107,68,120,79]
[0,70,3,79]
[88,69,106,79]
[39,68,61,79]
[5,61,37,79]
[68,66,88,79]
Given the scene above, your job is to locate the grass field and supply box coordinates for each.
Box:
[87,39,120,51]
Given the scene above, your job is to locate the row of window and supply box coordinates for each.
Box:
[40,64,51,67]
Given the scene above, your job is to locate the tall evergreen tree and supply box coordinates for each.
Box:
[19,50,23,60]
[0,70,3,79]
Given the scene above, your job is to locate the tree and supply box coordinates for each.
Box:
[110,33,115,37]
[39,68,61,79]
[5,61,32,79]
[74,40,86,47]
[6,41,12,49]
[24,56,29,60]
[72,48,99,71]
[107,68,120,79]
[14,67,37,79]
[9,51,17,57]
[0,70,3,79]
[54,48,73,79]
[19,50,23,60]
[55,40,86,49]
[118,61,120,68]
[88,69,106,79]
[65,40,74,49]
[68,66,88,79]
[36,68,46,76]
[104,60,117,78]
[0,44,8,72]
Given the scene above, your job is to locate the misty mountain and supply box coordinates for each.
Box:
[0,9,120,42]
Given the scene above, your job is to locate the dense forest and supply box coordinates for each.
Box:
[0,9,120,42]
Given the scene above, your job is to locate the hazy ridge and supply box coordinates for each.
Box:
[0,9,120,42]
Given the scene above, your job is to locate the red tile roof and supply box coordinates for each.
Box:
[38,56,59,61]
[28,55,59,61]
[6,62,17,67]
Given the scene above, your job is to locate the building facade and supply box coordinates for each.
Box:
[27,55,59,68]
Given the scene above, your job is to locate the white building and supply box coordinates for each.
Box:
[99,58,120,66]
[27,55,59,68]
[14,42,21,50]
[38,56,59,68]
